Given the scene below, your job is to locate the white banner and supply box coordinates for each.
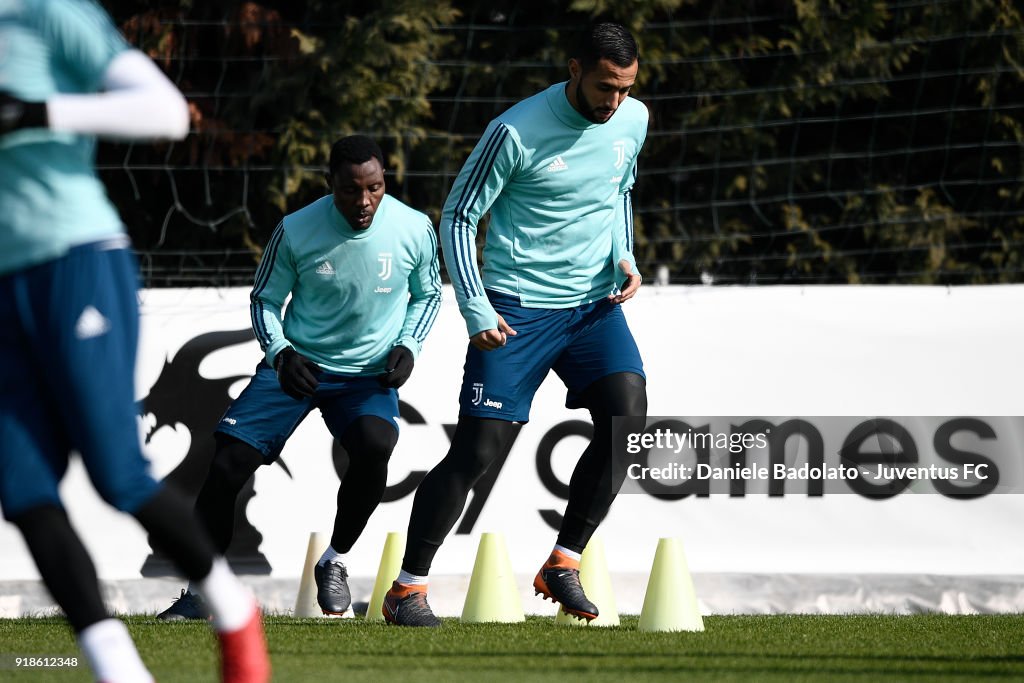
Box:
[2,284,1023,581]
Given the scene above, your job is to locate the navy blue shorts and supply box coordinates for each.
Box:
[215,362,400,461]
[0,240,161,520]
[459,290,645,423]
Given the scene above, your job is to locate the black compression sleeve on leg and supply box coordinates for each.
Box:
[133,486,216,581]
[330,416,398,553]
[557,372,647,553]
[193,437,265,554]
[11,505,108,632]
[401,417,518,575]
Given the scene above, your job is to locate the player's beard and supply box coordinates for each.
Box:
[575,81,614,124]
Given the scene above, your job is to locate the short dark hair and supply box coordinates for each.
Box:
[328,135,384,175]
[575,22,639,71]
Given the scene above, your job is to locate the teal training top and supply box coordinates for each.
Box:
[440,81,649,336]
[0,0,129,275]
[251,194,442,375]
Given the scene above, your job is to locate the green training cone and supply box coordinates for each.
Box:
[294,531,331,618]
[638,537,704,632]
[365,531,406,621]
[555,535,619,627]
[461,532,525,623]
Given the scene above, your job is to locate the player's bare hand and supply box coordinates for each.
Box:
[608,260,642,304]
[470,314,517,351]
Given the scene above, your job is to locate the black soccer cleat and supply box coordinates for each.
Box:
[533,553,599,622]
[314,561,352,615]
[382,582,442,628]
[157,588,210,621]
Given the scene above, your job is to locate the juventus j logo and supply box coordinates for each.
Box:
[613,140,626,169]
[377,252,393,280]
[471,383,484,406]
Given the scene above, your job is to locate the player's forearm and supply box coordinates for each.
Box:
[47,50,189,140]
[439,209,485,297]
[396,228,443,355]
[439,120,518,310]
[439,225,498,336]
[249,221,296,361]
[613,188,639,277]
[398,289,442,358]
[440,119,520,336]
[249,296,287,357]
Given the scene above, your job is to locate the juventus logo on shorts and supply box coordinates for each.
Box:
[471,382,484,406]
[377,252,393,280]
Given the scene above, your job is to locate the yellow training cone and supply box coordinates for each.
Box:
[555,536,619,627]
[294,531,331,618]
[638,537,704,632]
[365,531,406,622]
[461,532,525,623]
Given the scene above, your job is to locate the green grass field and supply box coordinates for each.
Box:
[2,614,1023,682]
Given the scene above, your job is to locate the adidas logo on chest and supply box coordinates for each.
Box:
[546,155,568,172]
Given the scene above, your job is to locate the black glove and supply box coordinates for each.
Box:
[379,345,414,389]
[0,93,48,135]
[274,347,319,399]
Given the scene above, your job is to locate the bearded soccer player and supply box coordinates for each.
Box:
[0,1,268,680]
[157,135,442,621]
[384,22,648,627]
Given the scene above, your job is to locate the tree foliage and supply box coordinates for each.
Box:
[100,0,1024,285]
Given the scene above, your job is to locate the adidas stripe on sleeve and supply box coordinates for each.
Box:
[613,158,640,281]
[249,220,295,366]
[394,220,443,358]
[439,120,521,337]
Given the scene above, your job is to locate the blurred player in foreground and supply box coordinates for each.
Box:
[0,1,269,680]
[157,135,442,621]
[384,22,649,627]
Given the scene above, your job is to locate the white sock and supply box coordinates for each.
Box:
[553,544,582,562]
[77,618,153,683]
[317,545,346,566]
[396,569,428,586]
[197,557,255,632]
